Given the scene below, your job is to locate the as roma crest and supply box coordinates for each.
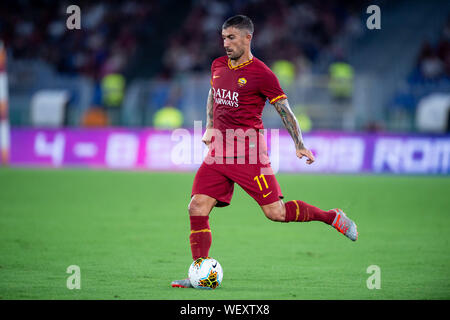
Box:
[237,77,247,87]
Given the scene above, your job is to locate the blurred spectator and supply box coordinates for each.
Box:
[161,0,364,78]
[153,105,184,129]
[293,104,312,132]
[1,0,369,129]
[0,0,156,80]
[390,15,450,125]
[1,0,365,82]
[418,41,444,80]
[328,59,354,101]
[81,107,108,127]
[272,59,296,88]
[101,72,126,125]
[416,15,450,81]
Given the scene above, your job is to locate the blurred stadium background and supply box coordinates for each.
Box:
[1,0,450,300]
[2,0,450,128]
[1,0,450,173]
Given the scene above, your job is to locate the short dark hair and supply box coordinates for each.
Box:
[222,15,254,34]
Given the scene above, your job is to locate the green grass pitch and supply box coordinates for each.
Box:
[0,167,449,300]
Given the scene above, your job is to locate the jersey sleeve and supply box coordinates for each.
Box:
[260,69,287,104]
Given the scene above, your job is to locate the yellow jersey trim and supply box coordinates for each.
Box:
[269,94,287,104]
[294,200,300,221]
[228,58,253,70]
[191,228,211,234]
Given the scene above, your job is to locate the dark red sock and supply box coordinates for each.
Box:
[189,216,212,260]
[284,200,336,225]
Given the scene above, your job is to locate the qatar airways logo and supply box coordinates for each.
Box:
[212,87,239,108]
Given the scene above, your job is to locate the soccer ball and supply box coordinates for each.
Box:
[188,257,223,289]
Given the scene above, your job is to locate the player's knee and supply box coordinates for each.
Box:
[264,207,285,222]
[188,197,209,216]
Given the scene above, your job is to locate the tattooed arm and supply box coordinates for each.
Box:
[272,98,304,149]
[272,98,315,164]
[202,89,214,147]
[205,89,214,129]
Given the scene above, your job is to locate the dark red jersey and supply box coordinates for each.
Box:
[209,56,287,160]
[210,56,286,132]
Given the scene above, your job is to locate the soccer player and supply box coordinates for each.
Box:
[171,15,358,288]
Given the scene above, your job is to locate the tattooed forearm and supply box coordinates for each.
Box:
[206,89,214,128]
[273,98,304,149]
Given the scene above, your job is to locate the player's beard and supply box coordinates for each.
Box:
[228,48,245,61]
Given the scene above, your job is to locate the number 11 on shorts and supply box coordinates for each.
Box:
[254,174,269,191]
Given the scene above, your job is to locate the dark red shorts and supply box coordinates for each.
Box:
[191,157,284,207]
